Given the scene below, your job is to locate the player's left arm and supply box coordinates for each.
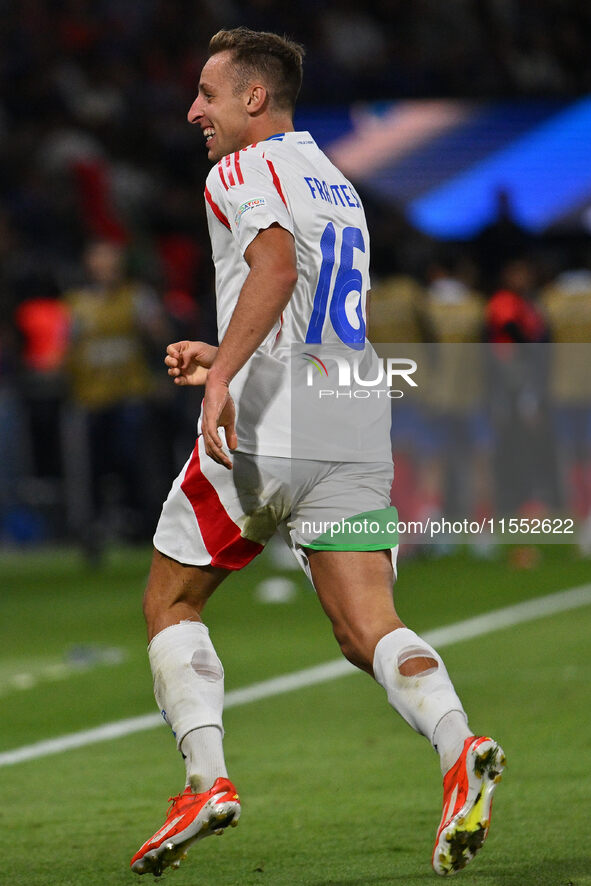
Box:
[202,223,298,468]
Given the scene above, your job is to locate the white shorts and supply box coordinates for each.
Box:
[154,435,398,582]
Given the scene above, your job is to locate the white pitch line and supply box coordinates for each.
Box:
[0,647,126,697]
[1,582,590,768]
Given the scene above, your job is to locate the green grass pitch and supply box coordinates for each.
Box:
[1,544,590,885]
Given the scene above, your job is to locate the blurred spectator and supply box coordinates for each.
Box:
[474,189,531,289]
[421,257,490,522]
[425,256,485,344]
[369,274,431,344]
[369,274,432,530]
[486,259,548,344]
[485,259,560,515]
[541,256,591,535]
[13,274,70,481]
[62,239,170,556]
[0,319,30,542]
[542,258,591,343]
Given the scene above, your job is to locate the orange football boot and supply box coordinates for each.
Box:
[131,777,240,876]
[432,736,505,876]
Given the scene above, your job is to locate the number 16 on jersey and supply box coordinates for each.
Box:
[305,222,367,350]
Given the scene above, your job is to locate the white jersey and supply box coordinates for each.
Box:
[203,130,391,462]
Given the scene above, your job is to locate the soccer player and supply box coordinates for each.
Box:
[130,28,505,878]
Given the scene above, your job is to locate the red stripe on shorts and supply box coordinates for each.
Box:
[181,438,263,569]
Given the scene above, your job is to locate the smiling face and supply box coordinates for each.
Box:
[187,51,258,163]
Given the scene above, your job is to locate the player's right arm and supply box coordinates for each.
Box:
[203,224,297,468]
[164,340,218,386]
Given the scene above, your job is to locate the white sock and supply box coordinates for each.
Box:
[432,710,473,774]
[373,628,471,772]
[148,621,227,779]
[181,726,228,792]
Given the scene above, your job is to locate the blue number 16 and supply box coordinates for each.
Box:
[305,222,366,350]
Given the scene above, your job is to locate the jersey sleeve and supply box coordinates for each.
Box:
[207,151,294,254]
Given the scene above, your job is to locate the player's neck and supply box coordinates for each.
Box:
[245,115,294,147]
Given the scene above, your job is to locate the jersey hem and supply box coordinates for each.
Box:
[234,445,394,463]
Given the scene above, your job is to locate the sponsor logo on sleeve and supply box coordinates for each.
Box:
[235,197,266,227]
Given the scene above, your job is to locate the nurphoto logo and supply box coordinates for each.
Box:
[301,352,418,399]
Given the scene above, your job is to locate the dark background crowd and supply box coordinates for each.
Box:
[1,0,591,553]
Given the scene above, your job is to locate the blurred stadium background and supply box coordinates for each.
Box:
[1,3,591,884]
[1,0,591,551]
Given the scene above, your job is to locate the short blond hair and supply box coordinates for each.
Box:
[209,27,305,113]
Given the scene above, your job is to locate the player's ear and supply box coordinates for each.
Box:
[246,84,267,114]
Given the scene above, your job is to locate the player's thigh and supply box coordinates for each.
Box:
[307,548,403,668]
[143,548,230,634]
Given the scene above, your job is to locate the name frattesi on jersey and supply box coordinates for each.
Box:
[303,176,361,208]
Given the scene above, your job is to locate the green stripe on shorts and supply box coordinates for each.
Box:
[305,506,399,551]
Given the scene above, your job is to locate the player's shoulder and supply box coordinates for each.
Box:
[260,131,327,165]
[205,145,272,197]
[240,132,324,171]
[205,133,332,199]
